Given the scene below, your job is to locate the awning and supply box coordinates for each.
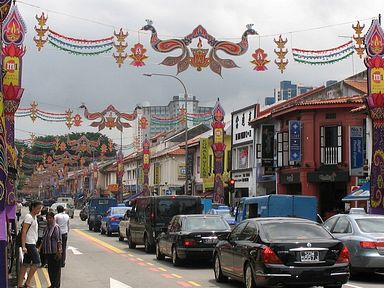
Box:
[123,191,143,204]
[342,182,370,201]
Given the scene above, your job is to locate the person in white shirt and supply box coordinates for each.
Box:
[54,205,70,267]
[16,200,23,221]
[18,200,43,288]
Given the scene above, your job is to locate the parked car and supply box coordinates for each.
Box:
[42,198,55,207]
[213,217,350,288]
[207,208,236,226]
[50,202,75,218]
[101,206,130,236]
[156,214,231,266]
[87,197,117,232]
[323,208,384,274]
[127,195,202,253]
[118,208,132,241]
[79,204,89,221]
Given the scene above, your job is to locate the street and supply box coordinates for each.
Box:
[19,210,384,288]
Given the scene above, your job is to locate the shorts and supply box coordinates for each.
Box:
[23,244,41,267]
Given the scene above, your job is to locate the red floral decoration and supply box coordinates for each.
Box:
[73,113,82,126]
[129,43,148,67]
[251,48,270,71]
[139,116,148,129]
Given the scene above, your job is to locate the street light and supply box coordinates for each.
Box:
[143,73,189,195]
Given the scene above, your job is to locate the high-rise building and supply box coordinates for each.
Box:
[267,80,315,105]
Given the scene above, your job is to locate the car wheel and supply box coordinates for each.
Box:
[156,243,165,260]
[172,246,181,266]
[71,214,74,219]
[88,223,93,231]
[107,226,112,237]
[118,232,124,241]
[100,226,105,235]
[244,263,256,288]
[127,231,136,249]
[94,224,100,232]
[144,234,153,253]
[213,254,227,282]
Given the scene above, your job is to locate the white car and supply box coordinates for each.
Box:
[50,202,75,219]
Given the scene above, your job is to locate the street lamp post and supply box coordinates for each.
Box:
[143,73,189,195]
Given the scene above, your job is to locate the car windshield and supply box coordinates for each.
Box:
[262,222,332,241]
[215,210,233,218]
[184,216,229,231]
[355,218,384,233]
[157,199,198,220]
[111,207,128,215]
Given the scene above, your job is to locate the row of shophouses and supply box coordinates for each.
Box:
[66,71,370,218]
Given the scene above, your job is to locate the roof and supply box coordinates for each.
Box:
[165,123,211,143]
[344,79,368,94]
[351,104,367,113]
[296,95,364,106]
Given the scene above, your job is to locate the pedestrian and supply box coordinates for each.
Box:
[17,200,43,288]
[54,205,69,267]
[41,211,62,288]
[37,207,48,267]
[16,200,23,222]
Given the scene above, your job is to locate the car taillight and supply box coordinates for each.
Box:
[336,245,350,263]
[110,217,119,221]
[183,239,196,247]
[360,241,384,249]
[261,247,282,264]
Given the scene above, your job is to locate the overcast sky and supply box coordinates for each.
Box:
[14,0,382,146]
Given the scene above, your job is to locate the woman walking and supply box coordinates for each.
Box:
[41,211,62,288]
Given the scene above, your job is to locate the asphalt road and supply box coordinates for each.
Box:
[19,210,384,288]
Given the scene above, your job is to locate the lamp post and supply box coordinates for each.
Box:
[143,73,189,195]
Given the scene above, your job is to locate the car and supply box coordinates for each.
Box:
[87,197,117,232]
[42,198,55,207]
[50,202,75,218]
[127,195,202,253]
[118,208,132,241]
[207,208,236,226]
[156,214,231,266]
[79,204,89,221]
[101,206,130,236]
[323,209,384,274]
[213,217,350,288]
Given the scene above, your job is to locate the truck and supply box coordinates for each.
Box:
[87,197,118,232]
[235,194,317,223]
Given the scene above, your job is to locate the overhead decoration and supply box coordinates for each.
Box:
[73,113,82,126]
[33,12,48,51]
[129,42,148,67]
[189,38,210,71]
[364,19,384,215]
[274,35,288,73]
[67,135,100,154]
[250,48,270,71]
[142,20,257,76]
[0,0,12,22]
[113,28,128,67]
[139,116,148,129]
[292,40,354,65]
[65,109,73,129]
[353,21,365,58]
[80,104,138,132]
[108,138,114,152]
[142,138,150,196]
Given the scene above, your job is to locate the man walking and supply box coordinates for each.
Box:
[54,205,69,267]
[17,200,43,288]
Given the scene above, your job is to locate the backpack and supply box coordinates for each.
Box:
[16,221,32,247]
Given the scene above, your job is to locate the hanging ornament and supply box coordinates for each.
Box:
[353,21,365,59]
[79,157,85,168]
[100,143,108,156]
[30,101,38,122]
[179,106,187,125]
[274,35,288,73]
[73,113,82,126]
[129,42,148,67]
[108,139,113,152]
[65,109,73,129]
[34,12,49,51]
[55,137,60,151]
[59,142,67,152]
[190,38,210,71]
[139,116,148,129]
[67,135,99,155]
[251,48,270,71]
[113,28,128,67]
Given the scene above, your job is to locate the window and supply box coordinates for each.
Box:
[332,217,352,234]
[230,222,248,241]
[323,216,339,231]
[355,218,384,233]
[239,221,257,241]
[320,125,342,164]
[277,131,289,167]
[263,222,332,240]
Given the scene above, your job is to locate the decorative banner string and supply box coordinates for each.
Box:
[293,50,354,65]
[48,34,114,50]
[292,40,353,54]
[48,29,113,44]
[48,39,113,56]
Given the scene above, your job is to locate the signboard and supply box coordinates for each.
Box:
[289,120,301,161]
[261,124,274,175]
[231,105,256,145]
[370,67,384,94]
[178,165,186,180]
[154,163,161,185]
[3,56,20,86]
[200,138,209,178]
[280,172,301,184]
[350,126,364,176]
[307,171,349,183]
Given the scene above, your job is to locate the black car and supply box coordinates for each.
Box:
[213,217,350,288]
[156,214,231,266]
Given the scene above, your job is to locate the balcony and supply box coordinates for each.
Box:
[321,146,341,165]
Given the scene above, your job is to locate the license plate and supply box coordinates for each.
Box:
[203,238,218,244]
[300,251,319,262]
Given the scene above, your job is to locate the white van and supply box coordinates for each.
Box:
[57,197,74,206]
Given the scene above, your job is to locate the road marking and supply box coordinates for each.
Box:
[176,281,193,287]
[110,277,132,288]
[161,274,174,279]
[41,268,51,286]
[146,262,154,266]
[68,245,83,255]
[345,284,364,288]
[137,262,146,266]
[149,267,160,272]
[188,281,201,287]
[33,272,42,288]
[73,229,125,254]
[158,267,167,271]
[136,257,144,261]
[171,273,182,279]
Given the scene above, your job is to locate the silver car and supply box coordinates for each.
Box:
[323,208,384,274]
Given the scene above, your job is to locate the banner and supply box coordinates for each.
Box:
[200,138,209,178]
[350,126,364,176]
[154,163,161,185]
[289,120,301,161]
[261,124,274,175]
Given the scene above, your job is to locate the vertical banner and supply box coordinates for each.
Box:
[261,124,274,175]
[289,120,301,161]
[142,138,150,196]
[200,138,209,178]
[186,149,194,180]
[154,163,161,185]
[350,126,363,176]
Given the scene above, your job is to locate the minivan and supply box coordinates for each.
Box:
[127,195,202,253]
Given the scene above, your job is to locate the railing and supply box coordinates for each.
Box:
[322,146,339,165]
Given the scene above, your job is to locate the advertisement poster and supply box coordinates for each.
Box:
[350,126,364,176]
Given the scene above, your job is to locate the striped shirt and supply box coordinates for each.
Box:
[42,223,62,255]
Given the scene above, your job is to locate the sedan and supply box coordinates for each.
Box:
[118,207,132,241]
[213,217,350,288]
[101,206,130,236]
[323,209,384,274]
[156,214,231,266]
[208,208,236,226]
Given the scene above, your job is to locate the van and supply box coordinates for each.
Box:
[87,197,117,232]
[57,197,74,206]
[127,195,202,253]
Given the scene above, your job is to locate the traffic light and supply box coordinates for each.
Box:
[228,179,235,193]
